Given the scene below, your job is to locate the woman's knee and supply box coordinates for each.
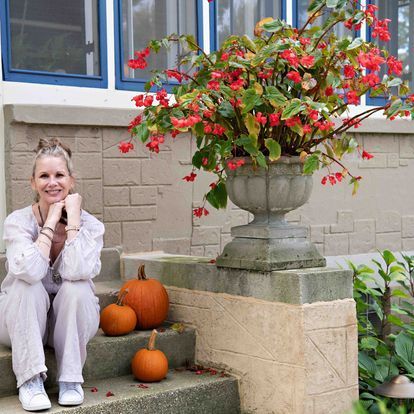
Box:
[54,280,98,311]
[5,279,49,307]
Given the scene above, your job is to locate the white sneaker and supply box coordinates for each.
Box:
[18,374,51,412]
[58,382,84,406]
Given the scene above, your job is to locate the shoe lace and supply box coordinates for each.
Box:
[61,382,78,392]
[23,375,45,396]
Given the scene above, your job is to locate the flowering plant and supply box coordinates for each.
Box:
[122,0,414,217]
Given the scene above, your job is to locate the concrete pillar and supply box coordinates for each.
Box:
[123,254,359,414]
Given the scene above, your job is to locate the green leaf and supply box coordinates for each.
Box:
[358,351,377,375]
[171,322,185,333]
[387,78,403,88]
[388,314,404,327]
[360,337,379,351]
[255,152,267,168]
[264,139,281,161]
[245,113,260,138]
[382,250,397,266]
[281,99,304,120]
[264,86,287,106]
[218,100,236,118]
[303,154,319,175]
[242,88,262,113]
[184,35,199,51]
[206,182,228,209]
[135,123,149,142]
[262,18,284,32]
[307,0,324,14]
[347,37,363,50]
[326,0,340,8]
[241,35,256,52]
[395,332,414,362]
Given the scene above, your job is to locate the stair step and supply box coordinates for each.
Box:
[0,370,240,414]
[0,324,195,398]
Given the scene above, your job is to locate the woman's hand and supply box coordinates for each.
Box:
[65,193,82,225]
[44,200,65,228]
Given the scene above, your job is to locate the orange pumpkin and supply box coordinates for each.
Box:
[120,264,169,329]
[131,329,168,382]
[100,290,137,336]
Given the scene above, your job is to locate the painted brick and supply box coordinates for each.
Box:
[104,187,130,206]
[387,153,399,168]
[81,180,103,214]
[73,154,102,179]
[358,153,387,168]
[402,239,414,251]
[141,159,175,185]
[402,216,414,238]
[349,219,376,254]
[10,153,34,179]
[310,225,325,244]
[7,124,39,151]
[162,133,192,164]
[192,226,221,246]
[330,210,354,233]
[103,159,141,185]
[400,136,414,158]
[46,126,101,138]
[204,245,220,258]
[9,180,34,210]
[376,211,401,233]
[324,233,349,256]
[102,127,148,158]
[76,138,102,152]
[190,246,205,256]
[363,135,398,153]
[221,234,233,251]
[104,206,156,222]
[122,221,153,253]
[130,186,158,205]
[104,222,122,247]
[376,232,402,251]
[153,238,191,255]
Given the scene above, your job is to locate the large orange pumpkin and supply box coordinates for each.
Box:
[100,290,137,336]
[120,264,169,329]
[131,329,168,382]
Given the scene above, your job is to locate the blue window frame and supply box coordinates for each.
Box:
[114,0,204,92]
[0,0,107,88]
[210,0,286,51]
[366,0,414,106]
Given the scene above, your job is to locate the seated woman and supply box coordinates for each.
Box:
[0,138,104,411]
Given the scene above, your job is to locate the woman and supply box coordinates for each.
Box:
[0,138,104,411]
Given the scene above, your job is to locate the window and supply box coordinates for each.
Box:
[115,0,202,91]
[366,0,414,105]
[294,0,354,37]
[0,0,107,87]
[211,0,285,50]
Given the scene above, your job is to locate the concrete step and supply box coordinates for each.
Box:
[0,370,241,414]
[0,321,195,397]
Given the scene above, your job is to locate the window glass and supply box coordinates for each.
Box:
[9,0,100,76]
[215,0,282,47]
[369,0,413,90]
[121,0,198,81]
[296,0,353,38]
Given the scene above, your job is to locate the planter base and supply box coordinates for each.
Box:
[216,223,326,271]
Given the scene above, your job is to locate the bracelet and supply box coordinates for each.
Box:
[37,239,51,249]
[65,225,81,232]
[41,226,55,234]
[39,229,53,242]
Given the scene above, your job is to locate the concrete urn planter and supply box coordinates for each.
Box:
[216,156,326,271]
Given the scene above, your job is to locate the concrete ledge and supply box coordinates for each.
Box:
[4,104,137,127]
[122,253,353,305]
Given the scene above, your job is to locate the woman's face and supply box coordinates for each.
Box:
[31,156,74,205]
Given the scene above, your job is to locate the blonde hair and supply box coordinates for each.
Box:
[32,138,73,178]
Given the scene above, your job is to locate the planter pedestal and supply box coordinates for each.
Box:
[216,157,326,271]
[216,222,326,271]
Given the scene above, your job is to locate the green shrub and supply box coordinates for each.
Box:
[351,250,414,413]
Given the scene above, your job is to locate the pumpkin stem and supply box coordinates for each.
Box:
[148,329,158,351]
[116,289,129,306]
[137,264,148,281]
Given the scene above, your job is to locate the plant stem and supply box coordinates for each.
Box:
[148,329,158,351]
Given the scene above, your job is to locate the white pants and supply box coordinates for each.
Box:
[0,279,100,388]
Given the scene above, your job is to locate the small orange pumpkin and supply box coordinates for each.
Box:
[131,329,168,382]
[100,290,137,336]
[120,264,169,329]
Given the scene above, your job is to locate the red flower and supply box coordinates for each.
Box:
[165,69,183,83]
[361,73,380,87]
[255,112,267,125]
[280,50,299,68]
[300,55,315,68]
[325,86,334,97]
[372,18,391,42]
[387,56,403,76]
[91,387,98,393]
[358,50,385,72]
[346,90,360,105]
[227,159,245,170]
[220,52,229,61]
[119,141,134,154]
[286,71,302,83]
[183,172,197,182]
[193,207,209,218]
[106,391,114,397]
[128,115,142,133]
[207,80,220,91]
[203,109,214,118]
[269,113,281,127]
[128,48,150,70]
[344,65,356,79]
[303,124,312,134]
[299,37,311,46]
[362,150,374,160]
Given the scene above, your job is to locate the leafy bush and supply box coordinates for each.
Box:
[351,250,414,413]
